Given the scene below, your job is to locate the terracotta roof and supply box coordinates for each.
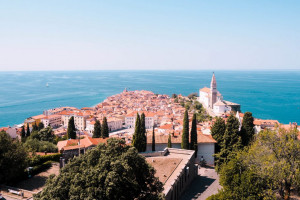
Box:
[254,119,280,126]
[200,87,210,93]
[32,114,46,120]
[58,137,108,151]
[158,124,173,130]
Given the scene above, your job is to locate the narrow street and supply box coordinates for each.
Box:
[180,167,221,200]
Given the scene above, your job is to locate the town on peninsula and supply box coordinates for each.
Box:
[1,74,299,200]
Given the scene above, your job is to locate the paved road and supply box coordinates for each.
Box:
[180,167,221,200]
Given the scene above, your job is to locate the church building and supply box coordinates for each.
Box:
[199,73,241,115]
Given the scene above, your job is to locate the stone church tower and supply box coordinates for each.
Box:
[209,73,217,108]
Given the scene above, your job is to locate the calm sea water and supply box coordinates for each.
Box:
[0,70,299,127]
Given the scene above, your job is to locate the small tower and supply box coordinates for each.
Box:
[210,73,217,108]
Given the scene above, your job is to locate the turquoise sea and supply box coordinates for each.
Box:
[0,70,299,127]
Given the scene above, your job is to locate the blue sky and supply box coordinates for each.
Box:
[0,0,299,71]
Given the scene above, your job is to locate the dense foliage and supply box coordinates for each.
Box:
[24,138,58,152]
[0,132,28,184]
[208,127,300,200]
[181,109,189,149]
[35,138,164,200]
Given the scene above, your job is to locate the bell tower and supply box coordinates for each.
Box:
[210,73,217,108]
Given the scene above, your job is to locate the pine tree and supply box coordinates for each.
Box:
[181,109,189,149]
[93,120,101,138]
[38,122,44,130]
[211,117,226,153]
[140,113,146,152]
[26,123,30,137]
[152,126,155,151]
[67,116,76,139]
[101,117,109,138]
[133,113,142,152]
[240,112,254,147]
[167,134,172,148]
[21,126,26,142]
[216,113,241,169]
[190,113,198,157]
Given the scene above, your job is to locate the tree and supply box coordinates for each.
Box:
[24,139,58,153]
[207,151,275,200]
[140,113,147,152]
[247,128,300,200]
[190,113,198,157]
[34,138,164,200]
[32,123,38,132]
[215,114,241,169]
[30,127,54,142]
[38,122,44,130]
[171,94,177,99]
[21,126,26,142]
[240,112,255,147]
[93,120,101,138]
[209,128,300,200]
[101,117,109,138]
[211,117,226,153]
[181,109,189,149]
[0,132,28,184]
[167,134,172,148]
[26,123,31,137]
[67,116,76,139]
[132,113,143,152]
[152,126,155,151]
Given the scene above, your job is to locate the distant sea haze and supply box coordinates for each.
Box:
[0,70,299,127]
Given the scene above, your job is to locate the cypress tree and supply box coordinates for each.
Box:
[26,123,30,137]
[211,117,226,153]
[32,123,38,132]
[240,112,255,147]
[190,113,198,157]
[67,116,76,139]
[140,113,146,152]
[167,134,172,148]
[21,126,26,142]
[101,117,109,138]
[93,120,101,138]
[152,126,155,151]
[133,113,142,152]
[181,109,189,149]
[38,122,44,130]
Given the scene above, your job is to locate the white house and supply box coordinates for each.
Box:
[125,112,155,129]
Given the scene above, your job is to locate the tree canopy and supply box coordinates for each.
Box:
[0,132,28,184]
[35,138,164,200]
[208,127,300,200]
[211,116,226,153]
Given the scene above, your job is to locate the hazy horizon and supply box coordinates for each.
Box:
[0,0,300,71]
